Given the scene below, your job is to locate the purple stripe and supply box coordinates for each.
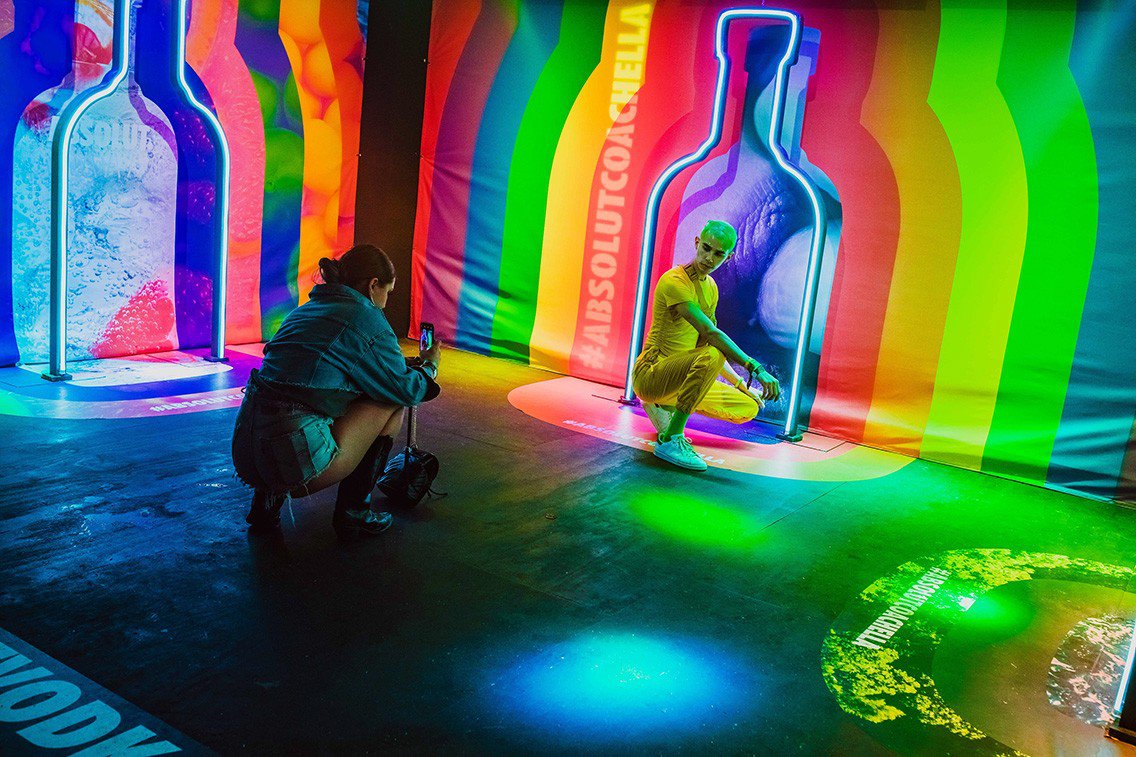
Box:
[128,86,177,155]
[677,141,742,219]
[420,1,516,343]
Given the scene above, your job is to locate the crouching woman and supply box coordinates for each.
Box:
[232,244,440,539]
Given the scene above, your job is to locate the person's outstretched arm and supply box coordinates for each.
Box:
[718,361,765,408]
[352,312,440,406]
[674,302,782,401]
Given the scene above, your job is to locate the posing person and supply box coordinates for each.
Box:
[632,220,781,471]
[232,244,440,539]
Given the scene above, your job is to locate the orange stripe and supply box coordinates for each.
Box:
[409,0,483,332]
[860,4,961,453]
[803,3,900,443]
[280,0,341,303]
[320,0,366,252]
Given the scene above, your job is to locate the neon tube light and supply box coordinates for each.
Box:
[620,8,827,443]
[44,0,231,381]
[1114,622,1136,717]
[44,0,132,381]
[174,0,231,363]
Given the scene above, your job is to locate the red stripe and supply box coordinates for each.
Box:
[653,17,753,291]
[568,0,720,384]
[409,0,485,337]
[794,1,899,442]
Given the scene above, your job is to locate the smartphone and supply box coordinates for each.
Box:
[419,322,435,352]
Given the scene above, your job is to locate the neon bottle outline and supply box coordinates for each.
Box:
[41,0,230,379]
[621,8,827,442]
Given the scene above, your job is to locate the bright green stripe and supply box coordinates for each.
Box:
[981,0,1098,483]
[921,1,1029,470]
[489,0,609,362]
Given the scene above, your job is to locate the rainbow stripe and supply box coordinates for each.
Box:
[919,1,1029,468]
[412,0,1136,503]
[456,0,562,353]
[187,0,263,346]
[795,1,900,445]
[491,0,609,362]
[860,3,959,455]
[1049,2,1136,502]
[527,1,646,372]
[981,0,1097,483]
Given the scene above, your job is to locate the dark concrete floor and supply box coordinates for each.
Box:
[2,346,1135,754]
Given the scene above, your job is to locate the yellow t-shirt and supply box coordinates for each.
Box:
[641,265,718,358]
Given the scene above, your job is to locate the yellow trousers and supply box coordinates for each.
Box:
[632,345,760,423]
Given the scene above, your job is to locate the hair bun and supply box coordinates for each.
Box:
[315,245,395,291]
[317,256,344,284]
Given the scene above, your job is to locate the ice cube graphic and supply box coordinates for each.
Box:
[69,86,178,359]
[11,103,58,364]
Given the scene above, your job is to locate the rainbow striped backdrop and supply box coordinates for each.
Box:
[411,0,1136,503]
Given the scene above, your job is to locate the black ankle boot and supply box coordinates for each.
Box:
[246,489,289,533]
[332,508,394,541]
[333,435,394,539]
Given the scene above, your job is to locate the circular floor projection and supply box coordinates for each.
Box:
[508,376,912,481]
[822,548,1136,755]
[0,345,263,419]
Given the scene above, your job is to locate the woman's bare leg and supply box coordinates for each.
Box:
[382,406,405,438]
[297,399,403,496]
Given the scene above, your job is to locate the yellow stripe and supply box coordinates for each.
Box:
[920,0,1028,468]
[280,0,341,304]
[528,0,655,373]
[861,5,962,453]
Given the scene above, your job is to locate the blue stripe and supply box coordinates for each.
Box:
[454,0,563,353]
[1047,1,1136,499]
[0,1,75,365]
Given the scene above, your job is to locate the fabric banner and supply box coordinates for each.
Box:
[411,0,1136,504]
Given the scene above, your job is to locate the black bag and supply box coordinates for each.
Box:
[376,406,444,508]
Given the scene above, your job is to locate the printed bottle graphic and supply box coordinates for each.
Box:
[757,26,839,362]
[12,0,117,364]
[135,0,229,351]
[12,0,179,363]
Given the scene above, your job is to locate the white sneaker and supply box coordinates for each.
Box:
[642,402,674,435]
[653,434,708,471]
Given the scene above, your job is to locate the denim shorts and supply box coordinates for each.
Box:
[231,373,339,495]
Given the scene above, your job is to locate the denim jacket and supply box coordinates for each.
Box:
[256,283,438,418]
